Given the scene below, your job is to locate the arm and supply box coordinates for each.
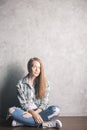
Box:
[27,109,43,123]
[16,80,31,111]
[23,108,43,123]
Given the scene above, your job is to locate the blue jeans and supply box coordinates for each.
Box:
[10,105,60,127]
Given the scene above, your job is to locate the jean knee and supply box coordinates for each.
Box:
[48,105,60,115]
[8,107,15,115]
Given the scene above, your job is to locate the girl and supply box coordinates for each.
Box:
[8,57,62,128]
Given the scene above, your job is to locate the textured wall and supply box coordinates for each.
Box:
[0,0,87,117]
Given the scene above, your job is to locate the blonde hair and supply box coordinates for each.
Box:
[27,57,46,99]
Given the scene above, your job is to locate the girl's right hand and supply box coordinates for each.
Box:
[32,111,43,124]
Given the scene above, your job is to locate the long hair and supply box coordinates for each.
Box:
[27,57,46,99]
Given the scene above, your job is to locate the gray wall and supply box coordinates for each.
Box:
[0,0,87,117]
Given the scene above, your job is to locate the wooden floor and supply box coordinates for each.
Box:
[0,117,87,130]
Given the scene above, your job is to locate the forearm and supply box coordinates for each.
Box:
[28,109,43,123]
[28,108,42,115]
[28,109,35,116]
[35,108,42,113]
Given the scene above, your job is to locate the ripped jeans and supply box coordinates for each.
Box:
[9,105,60,127]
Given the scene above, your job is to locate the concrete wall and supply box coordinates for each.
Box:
[0,0,87,117]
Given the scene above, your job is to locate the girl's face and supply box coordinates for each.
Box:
[31,60,41,77]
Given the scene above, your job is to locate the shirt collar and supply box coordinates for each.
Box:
[22,74,29,85]
[22,74,34,89]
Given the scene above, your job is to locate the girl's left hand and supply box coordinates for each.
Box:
[23,112,32,118]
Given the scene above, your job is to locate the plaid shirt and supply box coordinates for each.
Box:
[16,74,50,111]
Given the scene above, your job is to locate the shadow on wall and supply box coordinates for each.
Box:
[0,64,24,118]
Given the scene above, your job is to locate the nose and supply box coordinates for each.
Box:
[35,67,37,71]
[36,67,39,71]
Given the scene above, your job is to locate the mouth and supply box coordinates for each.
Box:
[34,72,39,75]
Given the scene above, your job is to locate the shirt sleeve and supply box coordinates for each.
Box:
[39,81,50,110]
[16,80,30,111]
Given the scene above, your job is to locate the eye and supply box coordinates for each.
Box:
[32,65,40,69]
[32,65,36,68]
